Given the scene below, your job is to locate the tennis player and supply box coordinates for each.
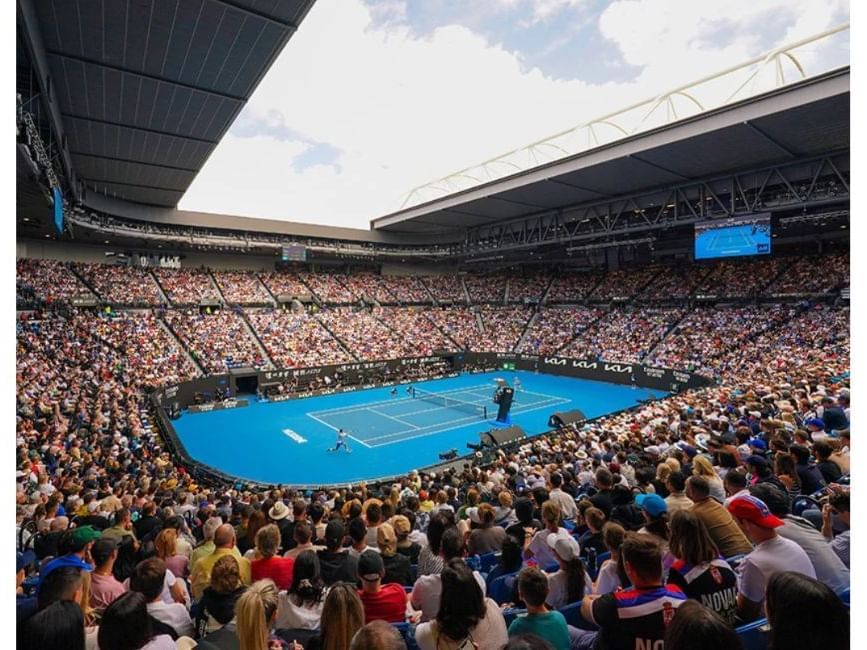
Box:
[327,429,352,454]
[513,377,522,393]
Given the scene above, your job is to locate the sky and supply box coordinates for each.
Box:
[178,0,850,230]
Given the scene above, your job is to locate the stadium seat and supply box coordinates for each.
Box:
[836,588,850,605]
[559,601,598,631]
[792,495,822,517]
[409,563,418,583]
[490,572,519,605]
[736,618,770,650]
[502,607,526,627]
[392,622,419,650]
[478,551,498,573]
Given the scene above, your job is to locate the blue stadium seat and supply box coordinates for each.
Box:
[392,622,419,650]
[479,551,499,573]
[736,618,770,650]
[559,602,598,631]
[502,607,526,627]
[792,495,821,517]
[836,588,850,605]
[490,572,519,605]
[409,563,418,583]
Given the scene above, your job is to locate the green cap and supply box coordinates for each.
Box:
[70,525,102,546]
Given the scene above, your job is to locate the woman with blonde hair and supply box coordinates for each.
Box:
[234,579,291,650]
[154,528,188,579]
[305,582,364,650]
[691,455,725,503]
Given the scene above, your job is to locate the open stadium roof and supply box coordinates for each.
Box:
[18,0,316,208]
[371,68,849,235]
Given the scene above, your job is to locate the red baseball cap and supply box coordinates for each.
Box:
[726,495,784,528]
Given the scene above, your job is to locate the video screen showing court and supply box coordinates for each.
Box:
[694,213,772,260]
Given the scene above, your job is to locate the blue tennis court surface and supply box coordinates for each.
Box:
[171,370,667,485]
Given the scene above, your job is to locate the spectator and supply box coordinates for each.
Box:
[415,558,509,650]
[667,510,738,624]
[594,522,628,595]
[99,591,176,650]
[575,534,687,650]
[199,554,247,635]
[349,619,407,650]
[691,456,725,503]
[154,528,188,580]
[813,441,843,484]
[276,550,327,630]
[576,507,607,557]
[544,533,591,609]
[234,579,287,650]
[524,501,569,568]
[747,483,849,593]
[347,517,377,559]
[90,536,126,610]
[664,600,742,650]
[130,557,194,638]
[635,494,670,553]
[466,503,507,556]
[726,495,816,622]
[19,600,86,650]
[665,471,693,514]
[308,582,365,650]
[821,492,850,568]
[685,476,752,558]
[378,523,412,586]
[317,519,358,587]
[508,566,570,650]
[392,515,421,565]
[190,517,224,574]
[723,470,749,507]
[412,527,486,622]
[765,571,849,650]
[505,497,543,542]
[357,550,407,623]
[251,524,295,590]
[238,510,266,557]
[417,513,449,577]
[284,521,324,560]
[790,445,826,495]
[191,524,251,600]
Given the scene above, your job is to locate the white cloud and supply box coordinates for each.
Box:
[180,0,849,230]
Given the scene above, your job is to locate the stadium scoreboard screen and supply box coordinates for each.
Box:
[281,244,307,262]
[694,213,771,260]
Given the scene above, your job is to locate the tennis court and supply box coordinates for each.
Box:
[308,383,570,448]
[170,370,667,485]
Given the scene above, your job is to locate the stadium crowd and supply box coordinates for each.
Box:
[478,307,534,352]
[16,258,95,306]
[153,269,221,306]
[545,272,602,303]
[424,275,467,303]
[16,254,851,650]
[72,263,162,306]
[562,307,685,364]
[465,275,508,304]
[507,275,551,303]
[164,310,270,373]
[212,272,273,305]
[518,307,602,356]
[246,310,353,369]
[425,308,481,350]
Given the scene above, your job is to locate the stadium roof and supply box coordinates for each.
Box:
[371,67,849,235]
[18,0,316,208]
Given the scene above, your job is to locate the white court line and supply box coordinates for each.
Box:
[364,396,571,447]
[305,413,373,448]
[368,408,420,429]
[308,383,498,416]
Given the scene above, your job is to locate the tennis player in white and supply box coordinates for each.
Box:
[328,429,352,454]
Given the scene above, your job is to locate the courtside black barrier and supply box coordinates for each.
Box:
[461,352,713,393]
[149,354,714,489]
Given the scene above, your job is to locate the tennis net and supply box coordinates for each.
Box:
[412,388,488,420]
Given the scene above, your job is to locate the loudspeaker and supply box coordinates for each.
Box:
[480,425,526,447]
[548,410,587,428]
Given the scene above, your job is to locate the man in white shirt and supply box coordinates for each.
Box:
[131,557,194,638]
[727,495,815,622]
[548,473,578,522]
